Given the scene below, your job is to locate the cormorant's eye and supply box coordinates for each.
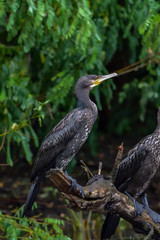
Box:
[95,75,100,80]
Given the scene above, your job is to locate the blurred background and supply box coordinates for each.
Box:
[0,0,160,239]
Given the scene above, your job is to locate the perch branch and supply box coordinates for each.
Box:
[46,143,160,239]
[46,168,160,239]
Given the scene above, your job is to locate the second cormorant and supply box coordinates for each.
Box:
[22,73,118,217]
[101,107,160,239]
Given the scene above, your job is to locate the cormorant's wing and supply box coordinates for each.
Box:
[31,108,86,181]
[115,146,148,190]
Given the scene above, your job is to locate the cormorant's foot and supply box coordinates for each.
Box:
[145,206,160,223]
[140,193,160,222]
[69,179,85,198]
[64,170,84,198]
[134,201,145,216]
[124,192,144,216]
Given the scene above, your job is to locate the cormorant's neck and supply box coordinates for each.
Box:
[75,87,94,109]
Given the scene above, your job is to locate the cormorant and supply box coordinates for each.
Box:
[101,108,160,239]
[22,73,118,217]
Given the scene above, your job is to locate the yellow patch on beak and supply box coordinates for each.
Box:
[90,73,118,88]
[94,79,101,86]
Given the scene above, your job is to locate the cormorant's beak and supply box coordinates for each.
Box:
[92,73,118,87]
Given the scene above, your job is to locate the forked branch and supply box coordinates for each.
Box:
[46,145,160,239]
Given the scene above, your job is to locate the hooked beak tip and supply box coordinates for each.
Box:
[100,72,118,81]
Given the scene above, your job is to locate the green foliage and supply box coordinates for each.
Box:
[139,0,160,55]
[0,0,160,163]
[0,211,71,240]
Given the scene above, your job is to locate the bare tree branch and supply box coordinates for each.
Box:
[46,144,160,239]
[46,168,160,239]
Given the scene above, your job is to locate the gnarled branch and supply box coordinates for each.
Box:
[46,145,160,239]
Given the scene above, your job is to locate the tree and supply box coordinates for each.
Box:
[0,0,159,164]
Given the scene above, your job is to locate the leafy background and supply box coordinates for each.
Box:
[0,0,160,164]
[0,0,160,239]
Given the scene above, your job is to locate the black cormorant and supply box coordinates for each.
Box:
[22,73,118,217]
[101,108,160,239]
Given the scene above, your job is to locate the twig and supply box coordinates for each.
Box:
[80,160,93,179]
[98,162,102,175]
[111,142,123,183]
[46,103,54,120]
[144,227,154,240]
[0,159,19,167]
[0,128,7,151]
[116,52,160,76]
[0,127,12,166]
[117,63,148,76]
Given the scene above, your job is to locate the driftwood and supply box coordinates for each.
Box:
[46,145,160,240]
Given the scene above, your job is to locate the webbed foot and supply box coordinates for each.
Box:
[145,207,160,223]
[64,170,84,198]
[141,192,160,222]
[69,178,84,198]
[125,191,144,216]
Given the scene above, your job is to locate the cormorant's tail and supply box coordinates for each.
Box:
[101,213,120,240]
[22,177,41,217]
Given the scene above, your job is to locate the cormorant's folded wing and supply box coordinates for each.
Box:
[115,146,148,189]
[31,108,86,180]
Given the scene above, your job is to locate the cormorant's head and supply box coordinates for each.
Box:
[75,73,118,106]
[76,73,118,90]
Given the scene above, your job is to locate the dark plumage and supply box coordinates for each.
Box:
[22,73,118,217]
[101,108,160,240]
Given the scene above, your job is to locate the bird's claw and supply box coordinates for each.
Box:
[69,180,85,198]
[64,170,84,198]
[124,191,144,216]
[134,202,145,216]
[125,192,160,221]
[144,207,160,223]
